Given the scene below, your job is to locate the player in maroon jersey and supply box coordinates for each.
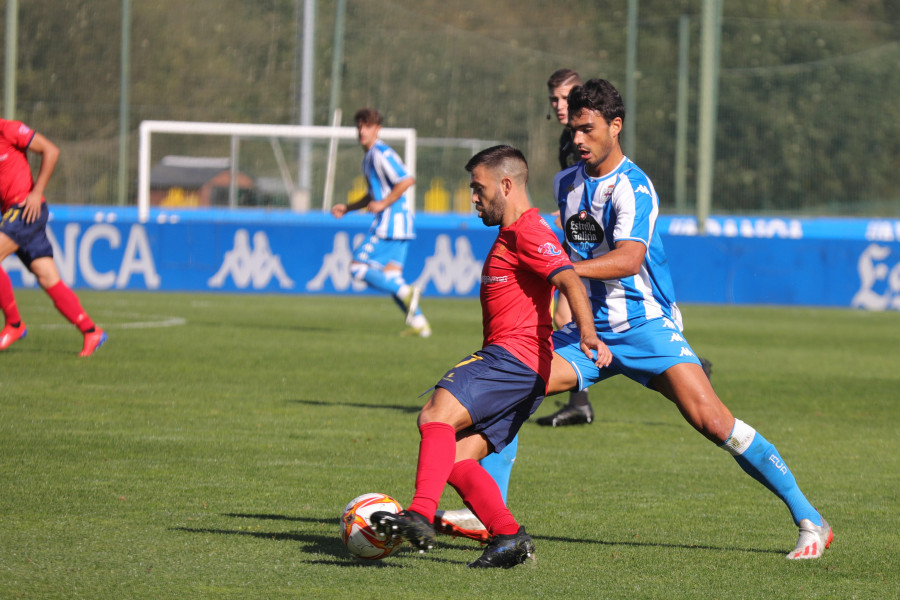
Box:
[0,119,106,356]
[371,145,611,568]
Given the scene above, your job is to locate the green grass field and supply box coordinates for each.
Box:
[1,290,897,599]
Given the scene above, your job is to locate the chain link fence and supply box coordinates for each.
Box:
[10,1,899,216]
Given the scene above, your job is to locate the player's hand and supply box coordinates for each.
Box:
[331,203,348,218]
[366,199,387,213]
[21,191,43,224]
[581,333,612,369]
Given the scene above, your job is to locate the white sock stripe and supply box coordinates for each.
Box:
[721,418,756,456]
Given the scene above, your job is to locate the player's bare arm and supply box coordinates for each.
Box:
[367,176,414,213]
[572,239,645,281]
[331,193,373,218]
[551,267,611,368]
[22,133,59,224]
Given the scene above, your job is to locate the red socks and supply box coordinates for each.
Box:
[406,422,521,537]
[46,281,94,333]
[448,459,520,536]
[0,267,22,325]
[407,422,457,521]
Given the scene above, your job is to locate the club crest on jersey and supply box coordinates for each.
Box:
[537,242,561,256]
[603,184,615,201]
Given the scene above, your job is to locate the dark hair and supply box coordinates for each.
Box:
[567,79,625,125]
[465,145,528,184]
[547,68,582,91]
[353,107,383,126]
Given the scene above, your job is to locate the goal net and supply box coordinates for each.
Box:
[137,119,417,222]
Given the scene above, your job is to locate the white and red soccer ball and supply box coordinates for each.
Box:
[340,493,404,560]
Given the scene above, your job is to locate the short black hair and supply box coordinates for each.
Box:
[567,79,625,125]
[465,145,529,184]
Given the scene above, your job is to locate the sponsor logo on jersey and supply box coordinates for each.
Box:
[537,242,561,256]
[565,212,603,251]
[669,332,685,342]
[679,347,695,357]
[481,275,509,284]
[635,184,651,196]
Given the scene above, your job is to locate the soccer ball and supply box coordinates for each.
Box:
[340,492,405,560]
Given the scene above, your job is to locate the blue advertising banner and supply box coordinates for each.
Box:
[2,207,899,311]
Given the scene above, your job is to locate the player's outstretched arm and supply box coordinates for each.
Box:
[551,268,612,368]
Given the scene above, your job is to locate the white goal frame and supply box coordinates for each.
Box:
[137,120,417,223]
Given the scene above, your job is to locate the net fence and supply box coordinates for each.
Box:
[10,1,899,216]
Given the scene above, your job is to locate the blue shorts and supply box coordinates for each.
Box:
[552,317,702,390]
[352,235,409,269]
[0,203,53,267]
[436,344,545,453]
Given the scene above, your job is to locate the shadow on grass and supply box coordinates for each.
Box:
[172,513,464,567]
[290,398,421,413]
[534,533,784,555]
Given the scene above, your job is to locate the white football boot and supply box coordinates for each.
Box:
[786,518,833,559]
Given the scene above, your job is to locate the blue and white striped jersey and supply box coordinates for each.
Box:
[553,156,683,333]
[362,139,415,240]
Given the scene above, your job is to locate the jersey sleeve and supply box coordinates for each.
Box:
[516,214,574,281]
[378,145,411,187]
[1,120,34,151]
[611,172,655,248]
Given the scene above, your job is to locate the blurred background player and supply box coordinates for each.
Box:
[536,68,595,427]
[331,108,430,337]
[547,79,830,559]
[0,119,107,356]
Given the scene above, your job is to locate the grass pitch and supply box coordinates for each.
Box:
[0,290,897,599]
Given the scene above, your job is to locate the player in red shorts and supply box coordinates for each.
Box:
[0,119,106,356]
[371,145,612,568]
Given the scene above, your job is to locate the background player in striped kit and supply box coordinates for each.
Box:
[331,108,430,337]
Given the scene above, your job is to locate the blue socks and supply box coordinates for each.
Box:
[479,434,518,504]
[721,419,822,526]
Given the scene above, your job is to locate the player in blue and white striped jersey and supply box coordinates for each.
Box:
[331,108,430,337]
[547,79,832,560]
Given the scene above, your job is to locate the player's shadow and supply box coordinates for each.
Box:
[533,533,784,556]
[290,398,421,414]
[171,513,459,567]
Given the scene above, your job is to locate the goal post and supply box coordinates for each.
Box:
[137,120,416,223]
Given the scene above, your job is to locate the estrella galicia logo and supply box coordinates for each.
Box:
[537,242,561,256]
[565,210,604,257]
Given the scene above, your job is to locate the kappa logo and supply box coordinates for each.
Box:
[414,234,483,295]
[635,184,651,196]
[306,231,367,292]
[679,347,695,357]
[662,317,677,330]
[669,332,685,342]
[208,229,295,289]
